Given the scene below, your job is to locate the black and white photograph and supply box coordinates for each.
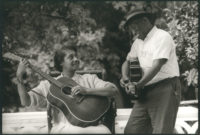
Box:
[1,0,198,134]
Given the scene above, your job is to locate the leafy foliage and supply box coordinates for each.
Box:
[2,1,128,110]
[163,2,198,87]
[2,1,198,111]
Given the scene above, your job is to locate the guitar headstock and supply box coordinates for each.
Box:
[3,52,21,62]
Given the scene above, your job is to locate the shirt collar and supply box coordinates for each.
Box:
[144,26,158,41]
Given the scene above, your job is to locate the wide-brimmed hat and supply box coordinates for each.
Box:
[121,9,153,29]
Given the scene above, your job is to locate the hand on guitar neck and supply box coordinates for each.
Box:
[125,82,137,95]
[121,58,142,99]
[120,76,129,88]
[120,76,137,97]
[16,58,30,83]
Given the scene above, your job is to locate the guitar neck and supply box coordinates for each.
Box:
[4,52,63,88]
[29,65,63,88]
[129,59,142,82]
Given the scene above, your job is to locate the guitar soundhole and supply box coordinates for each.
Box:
[62,86,71,95]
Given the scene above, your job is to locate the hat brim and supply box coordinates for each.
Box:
[123,12,152,28]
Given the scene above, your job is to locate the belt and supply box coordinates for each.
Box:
[144,76,179,90]
[137,77,179,102]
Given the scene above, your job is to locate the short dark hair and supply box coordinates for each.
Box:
[54,45,77,72]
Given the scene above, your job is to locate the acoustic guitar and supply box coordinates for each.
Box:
[3,52,111,127]
[128,58,142,99]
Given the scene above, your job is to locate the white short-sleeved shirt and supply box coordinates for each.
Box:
[126,26,180,85]
[28,73,116,134]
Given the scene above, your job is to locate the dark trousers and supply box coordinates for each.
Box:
[124,77,181,134]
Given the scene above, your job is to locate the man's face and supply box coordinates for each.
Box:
[62,50,79,71]
[128,17,148,40]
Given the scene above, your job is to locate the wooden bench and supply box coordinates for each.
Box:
[3,103,198,134]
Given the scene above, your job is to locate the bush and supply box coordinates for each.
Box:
[165,2,198,88]
[2,1,198,111]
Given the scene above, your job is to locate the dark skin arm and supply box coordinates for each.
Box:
[136,58,167,90]
[120,60,132,93]
[121,60,130,81]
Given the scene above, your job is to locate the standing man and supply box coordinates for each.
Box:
[120,9,181,134]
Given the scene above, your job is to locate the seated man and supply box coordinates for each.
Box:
[16,45,118,134]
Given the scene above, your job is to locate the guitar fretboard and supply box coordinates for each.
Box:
[4,52,63,88]
[29,65,63,88]
[129,59,142,82]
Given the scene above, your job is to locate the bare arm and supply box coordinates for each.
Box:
[16,59,31,106]
[71,84,118,97]
[85,84,118,97]
[120,60,131,89]
[16,82,31,106]
[136,59,167,89]
[121,60,129,81]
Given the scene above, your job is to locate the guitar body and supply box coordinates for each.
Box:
[47,77,111,127]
